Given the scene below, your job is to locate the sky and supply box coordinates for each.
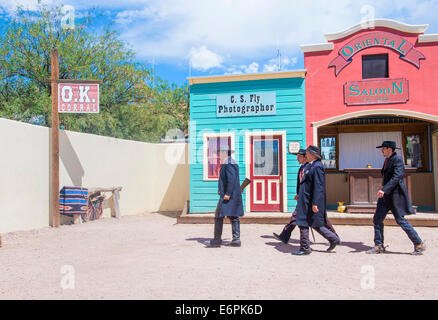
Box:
[1,0,438,86]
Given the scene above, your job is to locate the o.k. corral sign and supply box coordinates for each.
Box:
[216,92,276,117]
[344,78,409,106]
[58,83,99,113]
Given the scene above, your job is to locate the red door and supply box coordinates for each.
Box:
[250,135,283,211]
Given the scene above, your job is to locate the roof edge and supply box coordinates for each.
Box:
[187,70,307,85]
[418,34,438,43]
[324,19,429,41]
[300,43,334,53]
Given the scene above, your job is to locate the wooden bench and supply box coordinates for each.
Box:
[72,186,122,224]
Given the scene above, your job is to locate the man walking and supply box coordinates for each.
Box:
[367,141,426,255]
[273,149,339,244]
[292,146,340,255]
[207,145,244,247]
[272,149,308,243]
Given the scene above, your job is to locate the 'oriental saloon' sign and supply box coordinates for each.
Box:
[58,83,99,113]
[216,92,276,117]
[344,78,409,106]
[329,31,425,76]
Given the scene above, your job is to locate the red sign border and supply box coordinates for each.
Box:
[343,77,409,106]
[58,82,100,114]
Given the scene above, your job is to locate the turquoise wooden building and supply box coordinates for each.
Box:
[188,70,307,214]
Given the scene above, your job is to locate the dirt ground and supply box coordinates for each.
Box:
[0,213,437,300]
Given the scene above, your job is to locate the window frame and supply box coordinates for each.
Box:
[203,132,236,181]
[318,134,339,171]
[362,53,389,79]
[318,123,429,171]
[252,137,280,177]
[402,130,428,171]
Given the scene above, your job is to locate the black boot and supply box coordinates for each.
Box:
[207,217,223,247]
[366,244,386,254]
[229,217,241,247]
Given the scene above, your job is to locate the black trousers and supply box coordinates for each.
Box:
[278,210,339,243]
[299,226,340,252]
[214,216,240,240]
[373,197,422,245]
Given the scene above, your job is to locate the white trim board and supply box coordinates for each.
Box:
[244,130,288,212]
[203,132,235,181]
[324,19,429,41]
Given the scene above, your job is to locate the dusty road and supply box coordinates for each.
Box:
[0,213,437,300]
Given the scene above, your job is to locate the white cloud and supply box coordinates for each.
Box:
[114,6,164,24]
[2,0,438,74]
[263,56,298,73]
[225,62,259,75]
[1,0,55,11]
[111,0,378,67]
[189,46,223,71]
[243,62,259,74]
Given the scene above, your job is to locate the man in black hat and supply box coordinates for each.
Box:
[367,141,426,255]
[292,145,340,255]
[207,144,244,247]
[273,148,339,244]
[272,149,308,243]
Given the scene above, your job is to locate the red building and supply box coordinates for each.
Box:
[301,19,438,212]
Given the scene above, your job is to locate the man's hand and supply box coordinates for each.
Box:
[377,190,385,198]
[224,195,230,201]
[294,195,298,200]
[312,205,318,213]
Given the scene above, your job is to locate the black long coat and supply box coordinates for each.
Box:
[218,157,244,218]
[296,163,309,195]
[295,159,326,228]
[379,152,415,216]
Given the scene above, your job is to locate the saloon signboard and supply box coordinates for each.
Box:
[344,78,409,106]
[58,83,99,113]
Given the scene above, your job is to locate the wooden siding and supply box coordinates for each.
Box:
[189,78,306,213]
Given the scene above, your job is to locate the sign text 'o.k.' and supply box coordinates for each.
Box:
[58,83,99,113]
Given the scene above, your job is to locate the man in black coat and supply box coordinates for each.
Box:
[207,145,244,247]
[272,149,308,243]
[292,146,340,255]
[367,141,426,255]
[273,149,339,244]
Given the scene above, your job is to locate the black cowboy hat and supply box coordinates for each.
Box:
[292,148,307,156]
[306,145,322,159]
[376,141,400,150]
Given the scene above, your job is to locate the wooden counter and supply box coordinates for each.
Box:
[344,168,416,213]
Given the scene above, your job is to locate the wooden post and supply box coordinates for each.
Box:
[112,189,121,219]
[51,49,60,227]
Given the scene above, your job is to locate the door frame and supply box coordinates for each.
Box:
[245,130,288,212]
[432,130,438,211]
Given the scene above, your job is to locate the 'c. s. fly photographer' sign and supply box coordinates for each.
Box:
[216,92,276,117]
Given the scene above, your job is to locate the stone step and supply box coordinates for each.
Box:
[177,211,438,227]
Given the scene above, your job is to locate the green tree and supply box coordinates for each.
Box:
[0,5,188,142]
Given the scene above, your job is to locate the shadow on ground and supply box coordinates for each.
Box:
[186,237,235,248]
[155,211,181,218]
[260,234,384,254]
[261,235,300,254]
[338,241,373,253]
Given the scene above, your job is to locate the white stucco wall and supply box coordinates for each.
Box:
[0,118,189,233]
